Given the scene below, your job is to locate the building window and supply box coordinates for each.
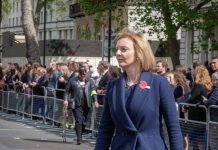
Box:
[63,30,67,39]
[49,31,52,39]
[13,2,15,12]
[50,10,53,22]
[16,17,18,26]
[70,29,73,39]
[20,17,22,25]
[40,11,43,23]
[0,35,2,45]
[16,2,19,12]
[59,30,62,39]
[9,18,11,27]
[39,32,43,40]
[13,18,15,26]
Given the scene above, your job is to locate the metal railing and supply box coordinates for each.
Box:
[0,85,218,149]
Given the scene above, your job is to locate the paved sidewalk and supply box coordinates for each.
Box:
[0,111,95,150]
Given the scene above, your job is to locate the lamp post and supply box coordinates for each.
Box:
[43,0,47,66]
[108,0,111,63]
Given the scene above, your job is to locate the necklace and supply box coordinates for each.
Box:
[126,77,139,87]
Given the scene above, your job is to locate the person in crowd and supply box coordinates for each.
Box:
[202,71,218,150]
[63,66,97,145]
[164,72,176,91]
[189,61,202,88]
[187,65,213,150]
[174,72,191,103]
[55,64,68,100]
[47,62,60,97]
[95,61,110,106]
[31,67,48,116]
[83,62,92,78]
[20,63,32,113]
[155,59,168,76]
[95,28,183,150]
[175,64,192,87]
[30,63,41,83]
[67,61,79,80]
[4,66,16,90]
[203,71,218,121]
[211,55,218,74]
[0,67,5,90]
[174,72,191,150]
[108,65,121,80]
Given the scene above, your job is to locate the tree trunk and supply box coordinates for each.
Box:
[167,37,180,68]
[160,0,180,69]
[21,0,41,64]
[33,0,44,33]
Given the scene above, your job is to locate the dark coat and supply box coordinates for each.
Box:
[32,74,48,96]
[205,85,218,121]
[65,75,95,109]
[95,72,183,150]
[98,71,109,90]
[187,83,207,122]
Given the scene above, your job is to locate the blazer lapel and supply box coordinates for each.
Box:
[112,74,137,131]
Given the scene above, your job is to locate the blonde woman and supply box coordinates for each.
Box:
[187,65,212,150]
[95,28,183,150]
[164,72,176,91]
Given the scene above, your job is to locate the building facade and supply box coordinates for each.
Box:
[1,0,216,69]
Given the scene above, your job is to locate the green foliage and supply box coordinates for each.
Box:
[2,0,11,13]
[80,0,124,15]
[77,0,218,59]
[196,1,218,52]
[80,28,91,39]
[33,0,72,32]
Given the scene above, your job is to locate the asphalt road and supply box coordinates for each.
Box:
[0,112,95,150]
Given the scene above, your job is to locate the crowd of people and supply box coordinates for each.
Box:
[0,60,121,145]
[0,30,217,148]
[155,57,218,150]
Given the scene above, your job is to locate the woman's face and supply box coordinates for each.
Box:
[115,37,137,70]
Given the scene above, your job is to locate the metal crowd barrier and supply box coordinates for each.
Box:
[1,85,218,150]
[0,84,105,135]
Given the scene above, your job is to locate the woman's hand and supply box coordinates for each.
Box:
[63,100,68,108]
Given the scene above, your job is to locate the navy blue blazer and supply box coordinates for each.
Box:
[95,71,183,150]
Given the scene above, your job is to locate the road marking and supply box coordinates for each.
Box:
[13,137,20,140]
[0,129,30,131]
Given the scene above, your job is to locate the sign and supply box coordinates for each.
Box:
[104,28,115,37]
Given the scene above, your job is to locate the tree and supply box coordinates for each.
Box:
[80,0,126,36]
[0,0,11,24]
[21,0,71,64]
[80,0,218,67]
[33,0,72,32]
[21,0,41,64]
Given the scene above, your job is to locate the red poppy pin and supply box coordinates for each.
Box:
[139,80,150,89]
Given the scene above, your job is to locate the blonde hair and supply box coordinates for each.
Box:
[37,67,46,75]
[115,28,155,71]
[174,72,189,90]
[60,65,69,76]
[164,72,176,86]
[194,65,213,91]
